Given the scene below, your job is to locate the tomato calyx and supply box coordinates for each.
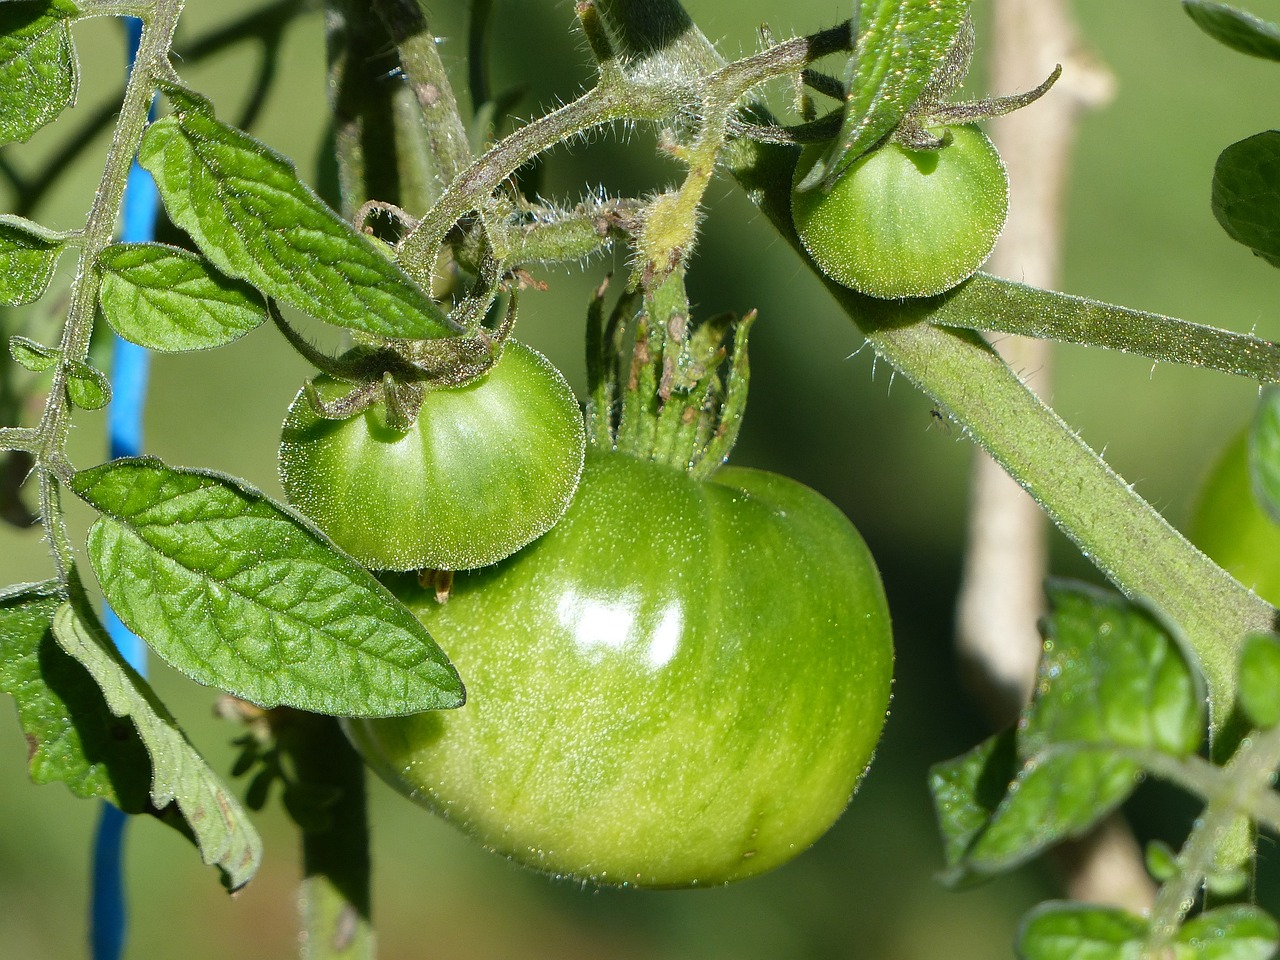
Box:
[269,295,516,432]
[586,269,753,480]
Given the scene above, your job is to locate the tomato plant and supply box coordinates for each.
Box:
[8,0,1280,958]
[279,339,585,571]
[791,125,1008,299]
[347,447,893,887]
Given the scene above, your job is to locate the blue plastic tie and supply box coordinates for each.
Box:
[91,16,156,960]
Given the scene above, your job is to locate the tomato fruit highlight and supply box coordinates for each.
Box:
[792,124,1008,299]
[279,340,585,571]
[347,448,894,887]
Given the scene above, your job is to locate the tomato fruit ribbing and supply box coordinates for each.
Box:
[278,340,585,572]
[347,447,894,888]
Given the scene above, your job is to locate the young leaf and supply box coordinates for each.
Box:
[1178,905,1280,960]
[65,358,110,409]
[138,84,455,340]
[0,1,78,145]
[1184,1,1280,61]
[1016,902,1147,960]
[1212,131,1280,267]
[71,457,465,717]
[795,0,971,192]
[50,600,263,891]
[0,579,151,809]
[1238,632,1280,728]
[9,334,60,371]
[0,215,65,305]
[1250,387,1280,522]
[931,583,1203,883]
[97,242,267,352]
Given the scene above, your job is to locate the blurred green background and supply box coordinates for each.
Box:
[3,0,1279,956]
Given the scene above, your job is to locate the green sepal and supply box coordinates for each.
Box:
[138,83,455,340]
[70,456,465,717]
[1212,131,1280,267]
[49,597,263,891]
[796,0,971,192]
[931,583,1203,885]
[1238,632,1280,728]
[0,1,78,146]
[9,334,60,372]
[65,358,110,409]
[0,215,66,305]
[1184,0,1280,61]
[97,242,267,352]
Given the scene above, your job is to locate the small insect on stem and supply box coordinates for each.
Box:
[928,408,952,435]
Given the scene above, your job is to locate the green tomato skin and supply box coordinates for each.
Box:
[1191,429,1280,606]
[279,340,585,572]
[347,448,894,888]
[791,125,1008,299]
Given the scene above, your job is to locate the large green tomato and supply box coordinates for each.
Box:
[347,448,894,887]
[279,340,585,571]
[791,124,1008,299]
[1191,429,1280,606]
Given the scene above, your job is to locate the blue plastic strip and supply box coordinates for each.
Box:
[91,16,156,960]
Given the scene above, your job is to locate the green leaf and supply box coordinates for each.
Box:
[1239,632,1280,728]
[1145,839,1179,882]
[138,84,454,340]
[1178,905,1280,960]
[9,334,59,371]
[1016,902,1146,960]
[1025,583,1203,759]
[796,0,971,191]
[97,242,267,352]
[0,1,78,145]
[71,457,464,717]
[0,580,151,809]
[0,215,65,305]
[1212,131,1280,267]
[65,358,110,409]
[1250,387,1280,521]
[931,583,1203,883]
[1184,1,1280,61]
[50,600,262,890]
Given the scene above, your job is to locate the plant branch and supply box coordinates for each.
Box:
[596,0,1277,729]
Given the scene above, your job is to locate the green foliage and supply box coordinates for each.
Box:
[138,84,453,340]
[931,584,1202,885]
[1238,633,1280,728]
[1017,903,1279,960]
[0,215,64,305]
[1251,387,1280,522]
[0,0,78,146]
[1213,132,1280,267]
[71,457,464,717]
[1184,1,1280,61]
[97,242,267,352]
[50,600,262,890]
[796,0,970,191]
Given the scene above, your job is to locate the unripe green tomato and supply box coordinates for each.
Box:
[791,125,1009,299]
[346,448,894,888]
[279,340,585,571]
[1191,429,1280,606]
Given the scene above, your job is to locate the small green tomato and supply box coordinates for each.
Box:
[278,340,585,572]
[792,124,1009,299]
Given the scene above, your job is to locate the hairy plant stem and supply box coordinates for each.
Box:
[595,0,1277,729]
[31,0,183,581]
[276,712,375,960]
[394,20,849,285]
[1141,723,1280,955]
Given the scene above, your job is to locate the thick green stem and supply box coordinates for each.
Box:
[31,0,183,579]
[597,0,1278,729]
[275,712,375,960]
